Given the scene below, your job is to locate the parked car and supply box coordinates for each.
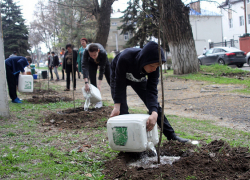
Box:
[246,51,250,66]
[39,63,45,67]
[198,47,246,68]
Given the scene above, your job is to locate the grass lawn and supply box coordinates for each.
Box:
[0,64,250,179]
[165,64,250,94]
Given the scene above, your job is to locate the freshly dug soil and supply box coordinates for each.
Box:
[103,140,250,179]
[42,106,113,129]
[25,95,73,104]
[32,88,58,95]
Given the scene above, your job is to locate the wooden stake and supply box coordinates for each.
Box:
[157,0,164,164]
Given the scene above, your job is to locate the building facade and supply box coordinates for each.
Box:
[219,0,250,51]
[106,10,132,53]
[107,3,223,56]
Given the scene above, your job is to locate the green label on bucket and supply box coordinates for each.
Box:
[112,126,128,146]
[24,81,32,89]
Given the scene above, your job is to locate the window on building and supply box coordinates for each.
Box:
[239,16,244,26]
[124,33,129,41]
[229,19,233,28]
[111,22,117,26]
[248,14,250,24]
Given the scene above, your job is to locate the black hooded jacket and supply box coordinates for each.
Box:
[82,43,108,80]
[110,41,166,113]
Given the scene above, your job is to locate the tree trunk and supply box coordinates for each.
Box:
[157,0,199,74]
[93,0,115,48]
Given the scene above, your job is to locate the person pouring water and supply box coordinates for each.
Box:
[110,41,189,143]
[82,43,110,108]
[5,56,32,103]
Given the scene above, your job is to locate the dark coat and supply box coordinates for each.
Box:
[82,43,108,81]
[63,50,78,73]
[5,56,29,75]
[52,55,59,67]
[110,41,166,113]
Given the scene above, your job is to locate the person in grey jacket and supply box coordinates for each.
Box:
[82,43,110,108]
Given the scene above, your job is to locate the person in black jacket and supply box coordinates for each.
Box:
[5,56,32,103]
[63,44,78,91]
[110,41,189,143]
[82,43,110,108]
[52,52,60,81]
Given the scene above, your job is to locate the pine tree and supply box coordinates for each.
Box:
[1,0,30,58]
[118,0,162,48]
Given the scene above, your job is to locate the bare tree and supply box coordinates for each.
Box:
[156,0,200,75]
[30,1,54,51]
[91,0,116,48]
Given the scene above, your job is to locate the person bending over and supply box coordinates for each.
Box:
[110,41,189,143]
[82,43,110,108]
[5,56,32,103]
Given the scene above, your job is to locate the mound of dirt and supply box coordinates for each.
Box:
[42,106,113,129]
[25,95,73,104]
[103,140,250,179]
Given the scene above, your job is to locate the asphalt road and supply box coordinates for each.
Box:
[241,63,250,71]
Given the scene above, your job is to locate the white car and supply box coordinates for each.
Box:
[39,63,45,67]
[246,52,250,66]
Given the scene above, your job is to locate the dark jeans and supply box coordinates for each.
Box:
[110,79,175,140]
[66,65,76,89]
[5,65,17,101]
[89,60,110,87]
[62,69,65,80]
[76,68,80,78]
[49,67,53,79]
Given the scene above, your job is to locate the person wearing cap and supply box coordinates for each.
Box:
[82,43,110,108]
[109,41,189,143]
[5,56,32,103]
[77,38,88,76]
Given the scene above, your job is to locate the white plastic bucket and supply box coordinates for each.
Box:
[18,74,33,92]
[107,114,159,152]
[37,71,42,78]
[82,84,102,104]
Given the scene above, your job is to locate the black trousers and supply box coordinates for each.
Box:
[66,65,76,89]
[49,67,53,79]
[89,60,110,87]
[110,79,175,140]
[62,69,65,79]
[5,65,17,101]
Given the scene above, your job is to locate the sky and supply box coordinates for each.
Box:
[15,0,226,25]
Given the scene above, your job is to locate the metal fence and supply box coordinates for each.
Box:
[209,39,238,49]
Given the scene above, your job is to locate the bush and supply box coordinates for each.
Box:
[166,58,172,64]
[107,53,114,63]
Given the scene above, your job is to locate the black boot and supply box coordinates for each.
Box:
[170,134,190,143]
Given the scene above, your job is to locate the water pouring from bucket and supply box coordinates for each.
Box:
[82,84,102,111]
